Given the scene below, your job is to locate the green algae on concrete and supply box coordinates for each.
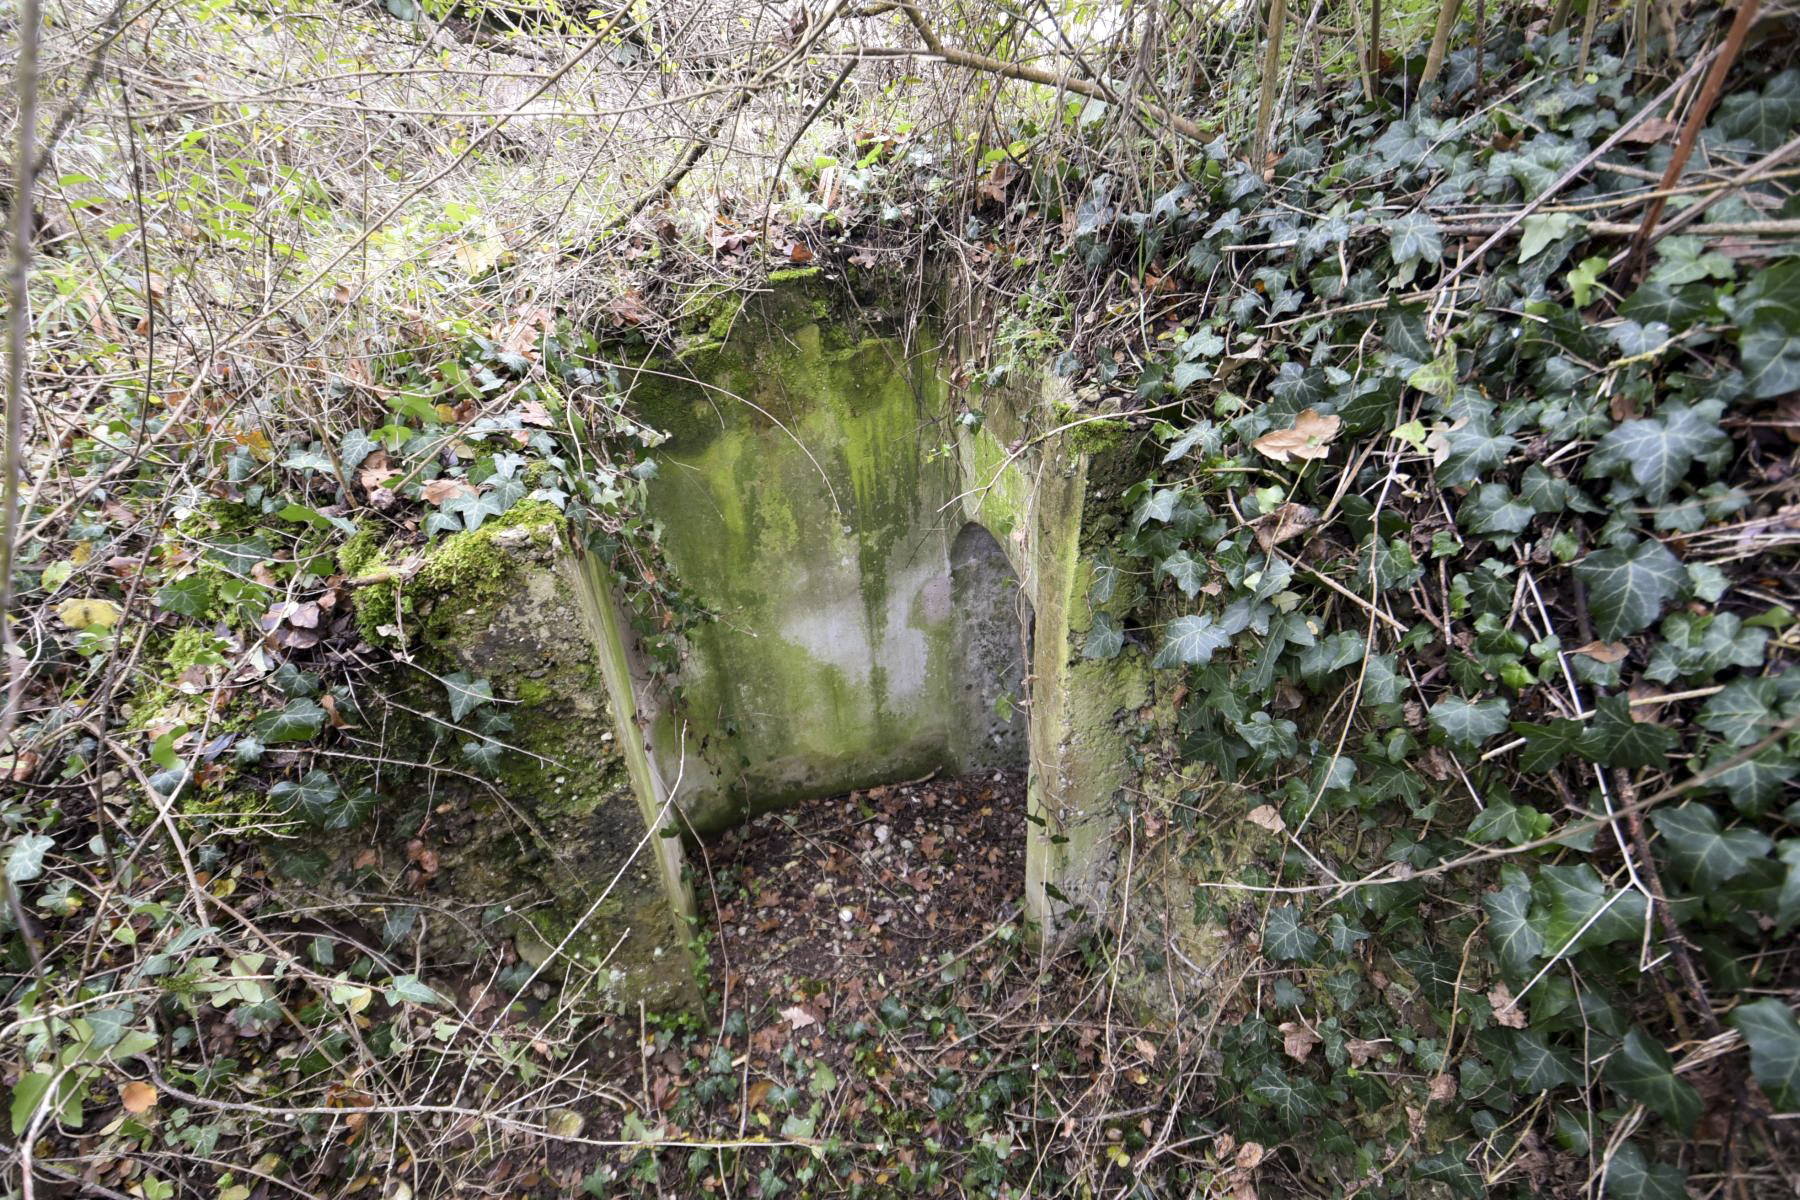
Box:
[629,277,980,832]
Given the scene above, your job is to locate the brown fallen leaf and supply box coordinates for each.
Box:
[1246,804,1286,833]
[1253,408,1341,463]
[1620,116,1679,144]
[1345,1037,1388,1067]
[1251,501,1317,552]
[1490,981,1528,1028]
[779,1005,818,1030]
[1572,640,1628,663]
[422,478,473,505]
[121,1080,158,1114]
[1428,1073,1458,1103]
[1279,1021,1322,1063]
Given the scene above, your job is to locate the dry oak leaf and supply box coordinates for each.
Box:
[121,1080,158,1114]
[1572,640,1629,663]
[1251,501,1317,552]
[779,1005,818,1030]
[1246,804,1286,833]
[1252,408,1341,463]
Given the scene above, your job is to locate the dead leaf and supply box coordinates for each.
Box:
[121,1081,158,1114]
[1490,981,1527,1028]
[779,1005,817,1030]
[1234,1141,1265,1170]
[1345,1038,1387,1067]
[1252,408,1341,463]
[1246,804,1286,834]
[1621,116,1678,144]
[1279,1021,1322,1063]
[1251,501,1317,552]
[1572,640,1628,663]
[1428,1073,1457,1103]
[422,478,473,506]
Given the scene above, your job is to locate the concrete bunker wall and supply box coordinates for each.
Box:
[352,275,1152,1008]
[610,273,1141,939]
[627,278,1037,837]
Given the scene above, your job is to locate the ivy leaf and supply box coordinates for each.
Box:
[1435,415,1515,487]
[462,738,505,772]
[1607,320,1670,358]
[1578,695,1676,769]
[1250,1064,1321,1125]
[1509,1029,1581,1091]
[1698,678,1782,746]
[1537,864,1648,953]
[385,974,448,1007]
[1386,211,1443,266]
[1156,550,1206,599]
[1468,801,1549,846]
[1573,538,1685,640]
[1171,359,1213,391]
[1152,615,1228,668]
[1459,483,1535,539]
[339,428,377,471]
[1133,488,1179,528]
[1603,1142,1689,1200]
[1083,613,1124,661]
[443,672,494,721]
[1588,401,1729,504]
[1511,718,1587,773]
[1407,347,1458,399]
[1483,879,1545,975]
[6,832,54,884]
[1428,696,1511,748]
[1362,654,1405,705]
[270,770,341,824]
[1739,322,1800,400]
[253,698,327,744]
[1604,1028,1701,1132]
[154,575,212,618]
[1263,905,1320,962]
[1649,802,1773,891]
[1518,212,1580,263]
[1713,68,1800,151]
[1702,744,1798,817]
[1162,421,1220,464]
[1730,997,1800,1111]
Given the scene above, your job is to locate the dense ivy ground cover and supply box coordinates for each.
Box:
[970,14,1800,1196]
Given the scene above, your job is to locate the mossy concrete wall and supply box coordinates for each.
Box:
[619,273,1145,936]
[628,277,1030,832]
[337,516,700,1011]
[948,370,1148,925]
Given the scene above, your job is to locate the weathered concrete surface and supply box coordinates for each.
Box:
[629,277,1031,832]
[949,369,1147,926]
[341,514,700,1011]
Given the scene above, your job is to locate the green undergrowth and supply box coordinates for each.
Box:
[969,13,1800,1198]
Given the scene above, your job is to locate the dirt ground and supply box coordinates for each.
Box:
[693,768,1029,1014]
